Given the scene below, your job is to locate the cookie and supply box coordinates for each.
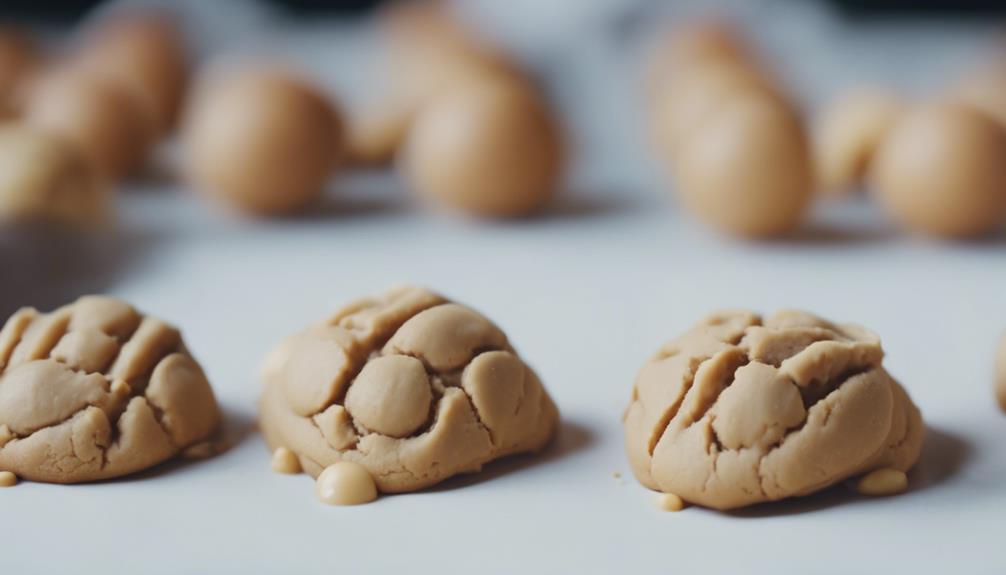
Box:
[0,296,221,483]
[259,285,559,493]
[624,310,924,510]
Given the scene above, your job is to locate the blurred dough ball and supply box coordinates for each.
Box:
[21,67,155,181]
[814,89,901,196]
[183,69,344,216]
[652,60,778,161]
[646,21,754,100]
[953,66,1006,128]
[76,11,187,136]
[0,29,36,115]
[346,0,517,166]
[675,92,812,238]
[401,76,563,218]
[871,102,1006,238]
[0,124,108,226]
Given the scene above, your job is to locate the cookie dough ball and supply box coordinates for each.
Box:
[0,124,109,227]
[76,11,187,136]
[996,333,1006,413]
[21,67,155,181]
[645,21,754,102]
[953,65,1006,128]
[182,69,344,216]
[814,89,901,196]
[0,29,36,115]
[624,310,924,510]
[871,102,1006,238]
[402,77,563,218]
[0,295,221,483]
[674,92,813,237]
[651,60,778,161]
[259,285,559,493]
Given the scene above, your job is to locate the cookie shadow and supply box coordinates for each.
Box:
[0,224,155,319]
[768,222,897,247]
[725,426,971,518]
[422,419,595,493]
[101,404,257,484]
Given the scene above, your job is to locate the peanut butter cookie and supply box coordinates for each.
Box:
[0,296,221,483]
[259,285,559,493]
[624,310,924,510]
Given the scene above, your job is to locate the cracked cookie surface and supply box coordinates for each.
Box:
[258,285,559,493]
[0,296,221,483]
[623,309,924,510]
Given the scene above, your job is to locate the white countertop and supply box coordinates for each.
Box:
[2,1,1006,573]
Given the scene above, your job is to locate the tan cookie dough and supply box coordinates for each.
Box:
[258,285,559,493]
[0,296,221,483]
[624,310,924,510]
[996,333,1006,414]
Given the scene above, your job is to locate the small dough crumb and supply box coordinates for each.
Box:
[271,447,302,475]
[0,471,17,487]
[856,468,908,497]
[656,493,686,512]
[315,461,377,506]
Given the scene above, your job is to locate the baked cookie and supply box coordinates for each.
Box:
[0,296,221,483]
[259,285,559,493]
[624,310,924,510]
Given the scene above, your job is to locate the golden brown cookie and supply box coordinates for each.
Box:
[0,296,221,483]
[624,310,924,510]
[259,285,559,493]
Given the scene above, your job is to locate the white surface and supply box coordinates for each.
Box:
[3,1,1006,573]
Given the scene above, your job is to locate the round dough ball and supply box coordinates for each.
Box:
[0,29,36,115]
[0,295,222,483]
[0,124,108,227]
[814,89,901,196]
[258,285,559,494]
[871,102,1006,238]
[646,21,753,101]
[996,333,1006,414]
[344,355,433,438]
[624,309,924,510]
[674,91,812,237]
[952,65,1006,128]
[76,11,187,136]
[401,77,563,217]
[651,59,778,161]
[182,69,344,216]
[21,67,155,181]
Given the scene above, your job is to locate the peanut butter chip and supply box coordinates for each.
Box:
[856,468,908,497]
[0,470,17,487]
[315,461,377,506]
[656,493,686,512]
[271,447,302,475]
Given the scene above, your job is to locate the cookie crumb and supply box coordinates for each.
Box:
[612,472,622,479]
[316,461,377,506]
[0,471,18,487]
[270,447,302,475]
[855,468,908,497]
[655,493,686,512]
